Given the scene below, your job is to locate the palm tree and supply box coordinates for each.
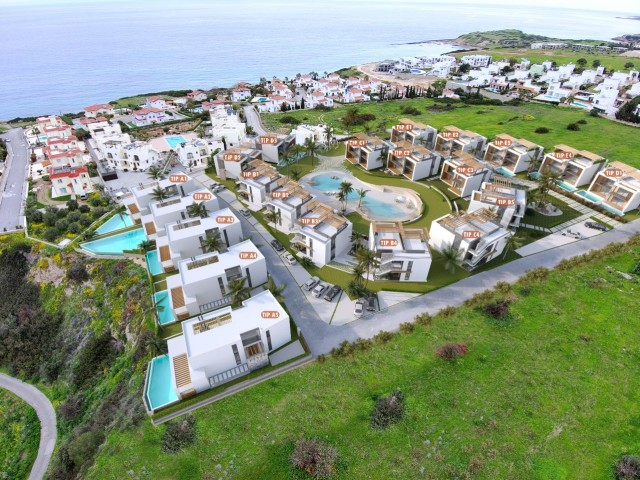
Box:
[150,186,169,201]
[138,239,155,252]
[298,256,315,268]
[351,231,367,249]
[264,209,281,228]
[502,233,523,259]
[355,188,369,209]
[304,136,319,167]
[266,277,285,303]
[438,242,463,273]
[186,201,209,218]
[200,232,225,254]
[228,277,251,308]
[290,166,302,181]
[538,170,561,204]
[338,181,354,211]
[147,165,166,180]
[351,263,366,286]
[323,125,334,146]
[346,280,368,300]
[356,248,379,287]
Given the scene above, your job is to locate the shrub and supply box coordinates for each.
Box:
[482,299,511,319]
[370,389,406,429]
[436,343,468,361]
[614,455,640,480]
[55,219,68,231]
[280,115,301,125]
[68,430,104,467]
[43,228,59,242]
[58,394,85,422]
[26,208,43,223]
[494,281,512,294]
[68,222,81,234]
[79,214,94,227]
[353,338,373,351]
[400,106,420,115]
[43,212,58,227]
[316,354,326,363]
[567,123,580,131]
[399,322,415,334]
[66,211,82,223]
[437,306,457,318]
[373,331,394,344]
[518,267,550,285]
[534,127,550,134]
[290,438,339,479]
[67,262,89,282]
[79,205,91,213]
[66,199,79,210]
[577,119,587,125]
[161,415,197,454]
[414,312,432,326]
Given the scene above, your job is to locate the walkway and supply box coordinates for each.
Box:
[0,373,56,480]
[0,128,28,231]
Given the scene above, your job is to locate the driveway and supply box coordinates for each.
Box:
[0,373,56,480]
[0,128,28,231]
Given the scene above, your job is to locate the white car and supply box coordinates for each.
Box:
[284,253,297,265]
[239,208,251,217]
[302,276,320,291]
[354,301,364,317]
[312,284,327,298]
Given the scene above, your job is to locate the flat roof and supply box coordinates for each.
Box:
[166,208,239,242]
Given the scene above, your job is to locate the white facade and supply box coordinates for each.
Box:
[231,88,252,101]
[265,178,315,233]
[468,179,527,228]
[84,103,114,118]
[132,108,167,127]
[460,55,492,68]
[292,124,329,146]
[345,134,390,171]
[175,139,222,169]
[483,134,543,174]
[386,143,441,181]
[538,145,606,188]
[236,161,282,209]
[214,147,262,180]
[586,161,640,214]
[209,105,246,147]
[434,126,487,159]
[124,175,201,222]
[440,152,492,198]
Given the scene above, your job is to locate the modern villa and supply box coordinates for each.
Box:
[429,208,512,270]
[165,239,268,320]
[468,178,527,228]
[125,175,201,222]
[345,134,390,171]
[390,118,438,149]
[386,141,442,181]
[165,290,291,399]
[236,160,282,209]
[434,126,487,159]
[440,151,492,197]
[483,134,543,175]
[585,161,640,213]
[214,147,263,180]
[537,144,606,189]
[265,178,315,232]
[368,222,432,281]
[257,133,295,164]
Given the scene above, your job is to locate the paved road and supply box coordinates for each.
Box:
[0,128,28,231]
[0,373,56,480]
[243,105,268,136]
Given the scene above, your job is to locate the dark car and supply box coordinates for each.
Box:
[323,285,342,302]
[584,221,609,232]
[366,294,377,312]
[270,240,285,252]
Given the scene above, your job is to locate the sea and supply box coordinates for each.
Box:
[1,0,638,119]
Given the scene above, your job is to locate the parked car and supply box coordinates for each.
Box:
[303,276,320,291]
[585,221,609,232]
[210,182,219,189]
[354,300,364,317]
[284,253,297,265]
[366,294,377,312]
[239,208,251,217]
[323,285,342,302]
[312,284,327,298]
[271,240,284,252]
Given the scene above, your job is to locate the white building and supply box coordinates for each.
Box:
[292,124,329,146]
[84,103,114,118]
[468,178,527,228]
[538,144,606,189]
[145,96,168,109]
[236,160,282,209]
[132,108,167,127]
[390,118,438,148]
[369,222,431,282]
[434,126,487,159]
[586,161,640,214]
[345,134,390,171]
[175,138,221,169]
[257,133,295,164]
[165,290,291,398]
[483,134,543,175]
[440,152,492,198]
[124,175,201,222]
[209,105,246,147]
[214,147,262,181]
[265,178,315,232]
[460,55,492,68]
[231,87,252,101]
[386,142,442,181]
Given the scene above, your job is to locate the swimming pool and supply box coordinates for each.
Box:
[309,174,406,219]
[495,166,516,177]
[146,355,179,411]
[146,250,163,276]
[556,181,577,193]
[572,101,591,109]
[81,228,147,255]
[154,290,176,325]
[165,136,187,149]
[575,190,602,203]
[95,213,133,235]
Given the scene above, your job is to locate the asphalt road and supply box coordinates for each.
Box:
[243,105,268,136]
[0,373,57,480]
[0,128,28,231]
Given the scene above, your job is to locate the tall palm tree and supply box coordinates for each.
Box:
[502,233,523,259]
[356,248,379,287]
[323,125,334,146]
[266,277,285,303]
[304,136,319,167]
[228,277,251,308]
[355,188,369,209]
[538,170,561,204]
[264,209,282,228]
[351,263,366,286]
[138,239,155,252]
[150,186,169,201]
[339,181,354,211]
[186,201,209,218]
[438,242,463,273]
[351,231,367,249]
[290,166,302,182]
[147,165,166,180]
[200,232,225,254]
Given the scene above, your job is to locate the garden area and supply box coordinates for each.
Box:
[0,389,40,480]
[88,240,640,480]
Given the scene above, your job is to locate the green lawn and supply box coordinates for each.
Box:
[261,100,640,168]
[0,390,40,480]
[523,194,583,229]
[88,247,640,480]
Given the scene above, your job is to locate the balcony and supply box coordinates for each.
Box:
[225,267,243,282]
[209,363,250,387]
[199,295,232,313]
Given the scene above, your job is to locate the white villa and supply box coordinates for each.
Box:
[538,144,606,189]
[483,134,543,175]
[386,142,442,181]
[132,108,167,127]
[236,160,282,209]
[434,126,487,159]
[257,133,295,164]
[586,161,640,214]
[440,151,492,198]
[345,134,390,171]
[209,105,247,147]
[391,118,438,149]
[124,175,201,222]
[468,178,527,228]
[214,147,263,180]
[84,103,114,118]
[265,178,315,233]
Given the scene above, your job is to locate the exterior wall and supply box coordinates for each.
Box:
[409,156,442,180]
[428,220,457,253]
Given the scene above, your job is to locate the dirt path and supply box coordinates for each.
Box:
[356,62,439,88]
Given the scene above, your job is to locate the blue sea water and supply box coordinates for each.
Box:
[0,0,637,118]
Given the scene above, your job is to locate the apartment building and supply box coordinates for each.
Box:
[165,240,268,320]
[368,222,432,282]
[391,118,438,148]
[345,134,390,171]
[165,290,291,397]
[265,177,315,233]
[214,147,262,180]
[209,104,246,147]
[434,126,487,159]
[440,151,492,197]
[292,199,352,267]
[586,161,640,214]
[132,108,167,127]
[386,141,442,181]
[236,160,282,209]
[429,209,512,270]
[175,138,217,169]
[460,54,492,68]
[538,144,606,189]
[292,124,329,146]
[468,178,527,228]
[124,175,201,222]
[257,133,295,164]
[483,134,543,175]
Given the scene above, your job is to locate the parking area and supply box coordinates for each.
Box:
[517,220,605,256]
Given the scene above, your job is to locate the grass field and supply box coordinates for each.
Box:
[88,246,640,480]
[261,100,640,168]
[0,390,40,480]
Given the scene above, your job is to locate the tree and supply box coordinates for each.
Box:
[355,188,369,209]
[624,62,635,70]
[228,277,251,307]
[68,430,105,466]
[346,280,368,299]
[538,169,561,203]
[298,256,315,268]
[75,128,89,141]
[356,248,379,287]
[323,125,334,146]
[138,239,155,252]
[351,263,366,286]
[150,186,170,201]
[264,209,282,227]
[350,231,366,249]
[290,166,302,181]
[266,277,285,303]
[592,59,601,68]
[338,181,353,211]
[502,233,523,259]
[147,165,166,181]
[304,136,319,167]
[576,58,587,68]
[438,242,463,273]
[458,63,471,74]
[200,232,225,254]
[186,201,209,218]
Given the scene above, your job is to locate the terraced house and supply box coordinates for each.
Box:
[265,178,315,233]
[345,134,390,171]
[434,125,487,159]
[236,160,281,209]
[537,144,606,190]
[386,141,442,181]
[468,178,527,228]
[440,151,492,198]
[585,161,640,214]
[390,118,438,149]
[483,134,543,175]
[368,222,432,282]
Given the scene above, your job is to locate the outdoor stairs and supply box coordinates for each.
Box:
[327,261,354,274]
[209,363,249,387]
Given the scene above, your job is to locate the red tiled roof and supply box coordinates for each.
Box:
[84,103,113,112]
[49,165,88,179]
[134,108,164,115]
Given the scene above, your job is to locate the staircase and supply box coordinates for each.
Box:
[209,363,249,387]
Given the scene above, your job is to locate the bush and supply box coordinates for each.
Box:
[614,455,640,480]
[67,222,82,234]
[400,106,420,115]
[92,207,108,218]
[79,204,91,213]
[43,228,59,242]
[534,127,550,134]
[370,389,406,429]
[26,208,43,223]
[68,430,104,467]
[67,263,89,282]
[55,219,68,232]
[518,267,550,285]
[316,354,326,363]
[414,312,432,326]
[399,322,415,334]
[79,214,94,227]
[577,119,587,125]
[436,343,468,361]
[43,212,58,227]
[373,331,394,344]
[58,394,85,422]
[567,123,580,131]
[494,281,512,294]
[161,415,197,454]
[66,199,79,210]
[483,300,511,319]
[290,438,339,479]
[280,115,301,125]
[437,306,457,318]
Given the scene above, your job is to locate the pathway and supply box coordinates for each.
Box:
[0,373,56,480]
[0,128,28,231]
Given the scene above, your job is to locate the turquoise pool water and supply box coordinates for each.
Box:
[81,228,146,255]
[154,290,176,325]
[146,355,179,411]
[572,101,591,109]
[95,213,133,235]
[557,181,577,192]
[166,135,187,149]
[529,171,542,181]
[599,203,623,216]
[146,250,163,276]
[495,166,516,177]
[575,190,602,203]
[309,174,405,219]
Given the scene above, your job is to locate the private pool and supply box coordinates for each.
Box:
[165,135,187,149]
[146,250,163,276]
[495,166,516,177]
[81,228,147,255]
[575,190,602,203]
[95,213,133,235]
[145,355,179,411]
[557,181,578,193]
[154,290,176,326]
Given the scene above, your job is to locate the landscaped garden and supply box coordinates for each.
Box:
[87,239,640,480]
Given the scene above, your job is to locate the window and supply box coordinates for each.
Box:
[266,330,273,351]
[231,344,241,365]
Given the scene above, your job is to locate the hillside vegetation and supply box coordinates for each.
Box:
[0,389,39,480]
[455,29,615,49]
